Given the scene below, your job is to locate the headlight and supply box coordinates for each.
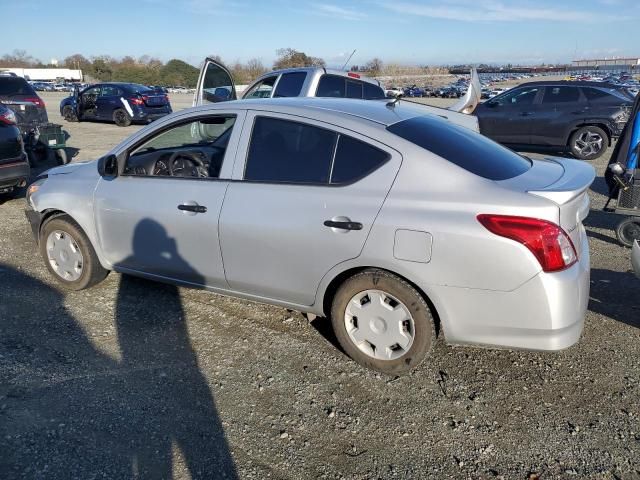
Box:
[26,176,47,207]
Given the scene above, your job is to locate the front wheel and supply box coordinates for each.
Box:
[331,269,435,375]
[40,216,109,290]
[616,217,640,248]
[570,126,608,160]
[113,108,132,127]
[62,105,78,122]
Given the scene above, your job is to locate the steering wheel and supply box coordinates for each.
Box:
[167,150,207,177]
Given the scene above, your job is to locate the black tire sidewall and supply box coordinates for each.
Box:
[330,269,435,375]
[39,217,107,290]
[616,217,640,247]
[113,108,132,127]
[62,106,77,122]
[570,126,608,160]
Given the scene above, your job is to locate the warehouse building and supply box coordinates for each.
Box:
[0,67,83,82]
[570,57,640,74]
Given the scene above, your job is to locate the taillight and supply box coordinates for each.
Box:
[129,97,144,105]
[477,214,577,272]
[0,108,16,125]
[24,96,45,108]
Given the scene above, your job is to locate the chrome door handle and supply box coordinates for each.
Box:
[323,220,362,230]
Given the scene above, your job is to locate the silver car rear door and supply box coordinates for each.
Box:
[218,110,402,306]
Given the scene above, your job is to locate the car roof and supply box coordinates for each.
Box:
[254,67,381,86]
[190,97,435,127]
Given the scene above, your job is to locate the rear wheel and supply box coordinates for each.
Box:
[570,126,608,160]
[616,217,640,247]
[40,216,109,290]
[331,269,435,375]
[55,148,69,165]
[113,108,132,127]
[62,105,78,122]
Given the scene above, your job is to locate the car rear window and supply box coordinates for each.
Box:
[128,84,153,94]
[274,72,307,97]
[0,77,36,96]
[583,86,631,102]
[387,115,531,180]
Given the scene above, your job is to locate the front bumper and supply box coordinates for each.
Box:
[429,228,590,351]
[24,207,43,242]
[0,156,30,191]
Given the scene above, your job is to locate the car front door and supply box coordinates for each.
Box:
[194,57,236,106]
[218,112,401,306]
[477,86,541,144]
[93,110,246,287]
[79,85,101,120]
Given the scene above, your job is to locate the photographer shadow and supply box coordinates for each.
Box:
[0,218,237,479]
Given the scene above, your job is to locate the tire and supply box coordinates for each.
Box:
[330,269,435,375]
[569,125,608,160]
[62,105,78,122]
[55,148,69,165]
[615,217,640,248]
[112,108,132,127]
[40,216,109,290]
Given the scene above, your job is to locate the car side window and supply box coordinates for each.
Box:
[542,86,580,103]
[495,87,539,106]
[83,86,101,97]
[125,115,236,178]
[244,117,337,184]
[273,72,307,97]
[316,75,346,98]
[244,76,278,99]
[330,135,389,184]
[100,85,120,97]
[363,82,385,99]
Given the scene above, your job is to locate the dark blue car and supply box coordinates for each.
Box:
[60,82,172,127]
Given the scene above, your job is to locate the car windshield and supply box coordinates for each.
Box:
[387,115,532,180]
[0,77,36,96]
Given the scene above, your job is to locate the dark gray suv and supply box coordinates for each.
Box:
[475,81,634,160]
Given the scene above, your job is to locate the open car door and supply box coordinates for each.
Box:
[448,67,481,114]
[193,58,237,106]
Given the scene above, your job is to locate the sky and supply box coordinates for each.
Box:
[4,0,640,68]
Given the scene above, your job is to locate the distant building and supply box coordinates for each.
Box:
[0,67,83,82]
[571,57,640,72]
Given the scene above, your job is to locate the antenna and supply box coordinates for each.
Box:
[341,49,357,71]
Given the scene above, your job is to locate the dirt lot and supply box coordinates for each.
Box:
[1,93,639,479]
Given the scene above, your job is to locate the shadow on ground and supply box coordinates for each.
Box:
[0,218,237,479]
[589,267,640,329]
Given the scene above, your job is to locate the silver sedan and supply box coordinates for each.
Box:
[25,97,595,374]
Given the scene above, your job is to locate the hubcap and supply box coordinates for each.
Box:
[621,221,640,243]
[46,230,83,281]
[344,289,415,361]
[574,131,603,157]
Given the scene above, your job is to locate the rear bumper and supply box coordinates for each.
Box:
[0,156,30,191]
[132,106,172,122]
[429,229,590,351]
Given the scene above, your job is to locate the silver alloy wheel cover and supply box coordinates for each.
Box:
[46,230,84,281]
[344,289,415,361]
[574,130,603,157]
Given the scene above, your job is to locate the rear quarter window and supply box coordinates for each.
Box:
[331,135,389,184]
[387,115,531,180]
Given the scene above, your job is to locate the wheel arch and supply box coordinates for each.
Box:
[320,265,443,338]
[38,208,111,270]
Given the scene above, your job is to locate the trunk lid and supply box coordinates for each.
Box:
[499,157,595,255]
[0,96,48,130]
[140,93,168,107]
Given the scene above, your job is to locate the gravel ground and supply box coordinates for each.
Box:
[0,93,639,479]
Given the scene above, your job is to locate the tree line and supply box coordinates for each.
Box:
[0,49,391,87]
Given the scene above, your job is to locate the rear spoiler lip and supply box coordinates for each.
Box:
[526,158,596,205]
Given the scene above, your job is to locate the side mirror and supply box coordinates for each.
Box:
[98,154,118,177]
